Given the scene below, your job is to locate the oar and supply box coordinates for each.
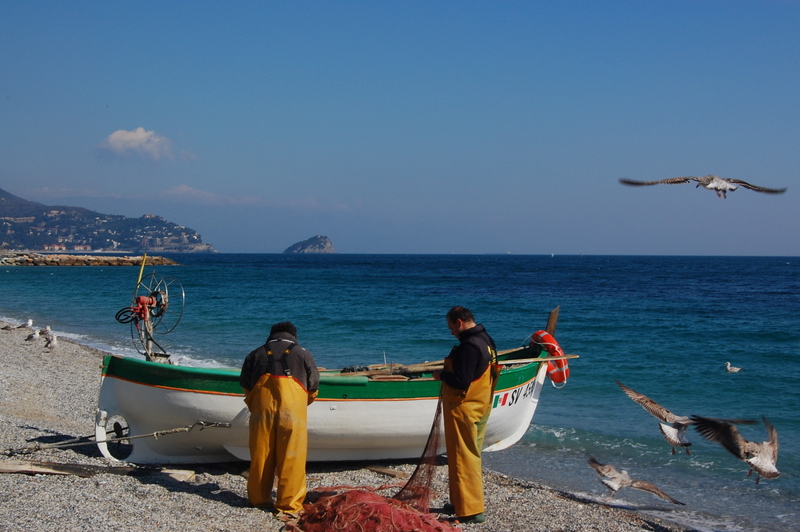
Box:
[496,354,579,366]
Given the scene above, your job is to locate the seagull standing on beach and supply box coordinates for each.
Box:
[39,325,51,336]
[725,362,741,373]
[615,381,693,455]
[45,334,58,351]
[25,330,40,342]
[692,416,779,484]
[18,319,34,329]
[587,457,685,505]
[619,175,787,199]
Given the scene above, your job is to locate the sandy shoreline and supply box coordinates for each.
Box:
[0,319,695,531]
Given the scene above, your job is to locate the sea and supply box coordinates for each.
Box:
[1,253,798,532]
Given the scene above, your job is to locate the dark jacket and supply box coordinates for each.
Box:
[440,324,496,391]
[240,331,320,393]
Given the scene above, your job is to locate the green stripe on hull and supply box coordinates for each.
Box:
[101,349,544,401]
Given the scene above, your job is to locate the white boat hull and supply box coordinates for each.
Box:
[96,362,548,464]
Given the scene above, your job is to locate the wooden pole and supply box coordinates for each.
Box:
[546,305,560,335]
[495,354,579,366]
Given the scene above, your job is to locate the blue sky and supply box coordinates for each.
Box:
[2,1,798,255]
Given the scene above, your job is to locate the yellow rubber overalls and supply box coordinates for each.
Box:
[441,357,499,518]
[244,373,313,513]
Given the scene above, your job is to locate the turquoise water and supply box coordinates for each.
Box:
[2,254,798,531]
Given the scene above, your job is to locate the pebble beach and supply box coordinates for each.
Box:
[0,320,695,532]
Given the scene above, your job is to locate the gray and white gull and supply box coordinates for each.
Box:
[692,415,780,484]
[615,380,693,455]
[725,362,741,373]
[587,457,685,505]
[45,334,58,351]
[3,319,34,331]
[619,175,787,199]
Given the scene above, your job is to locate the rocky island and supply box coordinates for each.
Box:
[283,235,336,254]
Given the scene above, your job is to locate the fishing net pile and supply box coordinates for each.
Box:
[286,489,459,532]
[287,399,458,532]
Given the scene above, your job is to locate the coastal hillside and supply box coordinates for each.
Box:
[0,188,216,253]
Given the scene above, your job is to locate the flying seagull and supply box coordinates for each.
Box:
[587,457,685,505]
[725,362,742,373]
[615,381,693,455]
[692,415,779,484]
[619,175,787,199]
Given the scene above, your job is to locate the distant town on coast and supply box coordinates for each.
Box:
[0,188,215,254]
[1,187,336,257]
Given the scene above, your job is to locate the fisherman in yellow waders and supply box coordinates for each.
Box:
[434,306,498,525]
[240,322,319,517]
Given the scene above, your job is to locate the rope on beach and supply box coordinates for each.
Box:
[2,420,231,457]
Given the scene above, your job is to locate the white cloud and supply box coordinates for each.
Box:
[99,127,174,160]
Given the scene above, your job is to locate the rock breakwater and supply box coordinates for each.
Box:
[0,252,177,267]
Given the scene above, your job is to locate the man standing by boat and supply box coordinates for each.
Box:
[433,306,498,525]
[240,321,320,516]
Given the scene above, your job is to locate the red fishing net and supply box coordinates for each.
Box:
[392,396,443,513]
[287,399,456,532]
[286,489,458,532]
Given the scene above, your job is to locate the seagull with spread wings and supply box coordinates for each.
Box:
[587,457,685,505]
[615,381,693,455]
[619,175,787,199]
[692,415,780,484]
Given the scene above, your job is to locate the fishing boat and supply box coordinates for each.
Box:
[96,309,573,465]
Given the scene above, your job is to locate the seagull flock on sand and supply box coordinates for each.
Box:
[2,318,58,352]
[619,175,787,199]
[1,318,34,331]
[590,378,781,507]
